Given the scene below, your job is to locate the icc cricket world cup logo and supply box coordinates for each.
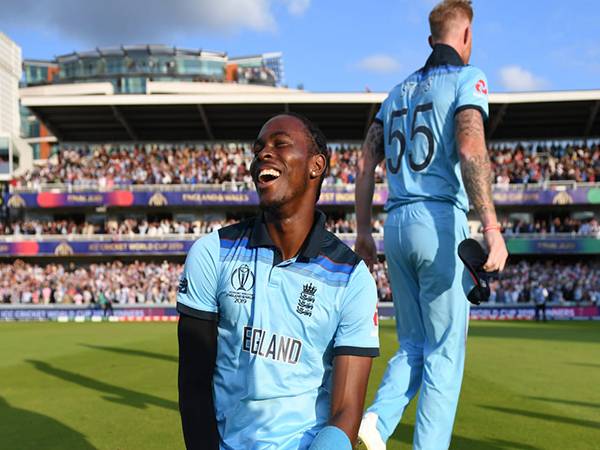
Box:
[231,264,255,292]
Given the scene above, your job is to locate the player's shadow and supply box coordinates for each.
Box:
[526,396,600,409]
[479,405,600,430]
[0,395,97,450]
[388,422,539,450]
[27,359,177,411]
[569,362,600,369]
[80,343,177,363]
[468,324,600,344]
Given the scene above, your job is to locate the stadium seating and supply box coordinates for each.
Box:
[11,141,600,189]
[4,139,600,308]
[3,216,598,236]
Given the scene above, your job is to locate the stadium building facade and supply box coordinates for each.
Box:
[20,46,284,159]
[0,33,33,183]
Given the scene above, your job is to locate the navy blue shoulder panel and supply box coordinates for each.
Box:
[217,218,254,241]
[318,230,362,270]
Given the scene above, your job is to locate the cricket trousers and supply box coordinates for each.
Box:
[367,201,472,450]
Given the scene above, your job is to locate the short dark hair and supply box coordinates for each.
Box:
[279,112,330,202]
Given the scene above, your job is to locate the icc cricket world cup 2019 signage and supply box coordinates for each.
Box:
[3,236,600,257]
[0,240,192,256]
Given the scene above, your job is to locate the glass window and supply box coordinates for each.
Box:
[120,77,146,94]
[0,137,10,174]
[106,58,124,74]
[31,143,41,160]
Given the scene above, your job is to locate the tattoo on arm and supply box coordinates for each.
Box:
[456,108,485,139]
[461,153,494,215]
[456,109,497,224]
[364,122,385,165]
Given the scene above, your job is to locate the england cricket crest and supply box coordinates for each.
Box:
[296,283,317,317]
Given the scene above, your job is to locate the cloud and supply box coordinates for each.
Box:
[356,54,401,74]
[499,65,549,91]
[282,0,310,16]
[0,0,291,46]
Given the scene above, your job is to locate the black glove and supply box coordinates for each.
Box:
[458,238,495,305]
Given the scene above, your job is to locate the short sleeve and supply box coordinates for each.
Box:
[176,231,220,321]
[455,66,489,121]
[333,261,380,357]
[374,94,389,125]
[374,106,384,125]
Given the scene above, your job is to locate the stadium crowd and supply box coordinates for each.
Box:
[11,141,600,189]
[2,259,598,306]
[4,215,599,236]
[2,260,182,305]
[2,259,392,305]
[489,260,600,304]
[491,142,600,185]
[0,217,387,236]
[497,216,600,235]
[12,143,375,189]
[0,218,235,236]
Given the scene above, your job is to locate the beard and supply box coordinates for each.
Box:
[257,181,307,216]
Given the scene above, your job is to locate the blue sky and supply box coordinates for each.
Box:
[2,0,599,93]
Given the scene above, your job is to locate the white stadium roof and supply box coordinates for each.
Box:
[20,82,600,142]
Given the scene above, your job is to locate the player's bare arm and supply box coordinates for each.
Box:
[355,121,385,267]
[455,108,508,272]
[178,314,219,450]
[329,355,373,445]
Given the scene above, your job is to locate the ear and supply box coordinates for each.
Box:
[310,153,327,179]
[464,25,470,45]
[428,35,434,49]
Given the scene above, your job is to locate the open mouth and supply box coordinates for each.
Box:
[257,168,281,185]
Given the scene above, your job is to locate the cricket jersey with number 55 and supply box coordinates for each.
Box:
[177,211,379,450]
[375,43,489,214]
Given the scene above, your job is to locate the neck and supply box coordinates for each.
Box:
[263,201,316,260]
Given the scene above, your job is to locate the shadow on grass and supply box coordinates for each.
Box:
[468,323,600,344]
[0,396,97,450]
[27,360,177,411]
[569,362,600,369]
[388,422,539,450]
[80,343,177,363]
[527,396,600,410]
[480,405,600,430]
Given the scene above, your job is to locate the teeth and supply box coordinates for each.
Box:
[259,168,281,179]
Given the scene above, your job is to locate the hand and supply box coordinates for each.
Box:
[355,233,377,269]
[483,229,508,272]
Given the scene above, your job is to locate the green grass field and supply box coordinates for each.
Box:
[1,320,599,450]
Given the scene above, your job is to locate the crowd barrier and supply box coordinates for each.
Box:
[1,304,598,322]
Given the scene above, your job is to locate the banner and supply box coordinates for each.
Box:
[0,239,192,256]
[491,188,594,205]
[377,304,599,321]
[468,305,600,320]
[5,191,260,208]
[1,304,598,322]
[0,235,383,256]
[6,185,600,208]
[506,237,600,254]
[6,235,600,256]
[0,306,178,321]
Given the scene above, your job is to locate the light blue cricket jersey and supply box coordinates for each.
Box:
[177,211,379,450]
[376,44,490,213]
